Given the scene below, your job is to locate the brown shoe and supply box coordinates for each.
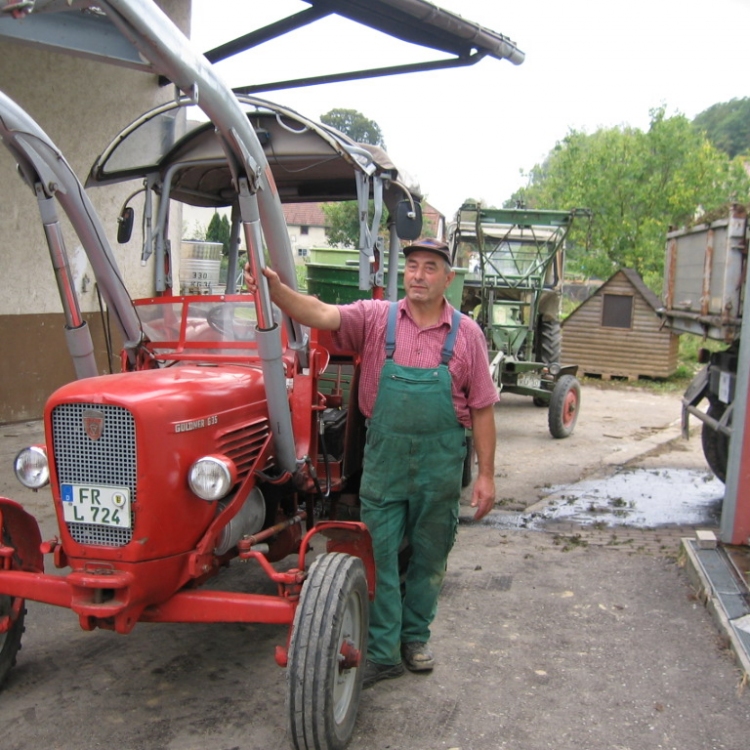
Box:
[362,660,405,689]
[401,641,435,671]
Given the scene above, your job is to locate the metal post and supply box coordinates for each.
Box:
[387,223,400,302]
[36,187,98,379]
[721,214,750,545]
[239,180,297,474]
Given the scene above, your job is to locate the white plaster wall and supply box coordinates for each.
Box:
[290,225,329,263]
[0,0,190,316]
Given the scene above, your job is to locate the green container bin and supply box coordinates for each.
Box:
[307,247,359,265]
[306,262,466,309]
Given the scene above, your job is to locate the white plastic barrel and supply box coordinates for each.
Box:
[179,240,222,295]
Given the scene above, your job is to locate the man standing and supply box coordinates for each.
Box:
[245,238,498,688]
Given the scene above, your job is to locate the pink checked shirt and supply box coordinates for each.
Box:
[331,298,498,428]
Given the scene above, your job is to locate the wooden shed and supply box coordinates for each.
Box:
[561,268,679,380]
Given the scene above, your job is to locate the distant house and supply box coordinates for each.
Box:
[184,199,445,268]
[422,202,446,240]
[561,268,679,380]
[282,203,329,263]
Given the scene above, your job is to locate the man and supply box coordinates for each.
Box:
[244,238,498,688]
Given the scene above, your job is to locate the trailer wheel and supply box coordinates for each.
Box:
[461,435,475,488]
[0,531,26,691]
[288,552,368,750]
[548,375,580,439]
[701,402,729,483]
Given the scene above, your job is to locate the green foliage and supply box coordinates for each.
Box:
[322,200,390,248]
[296,264,308,290]
[513,107,750,283]
[322,201,361,247]
[320,108,385,148]
[206,212,231,256]
[693,98,750,158]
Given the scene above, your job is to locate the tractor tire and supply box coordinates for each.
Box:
[701,402,729,483]
[0,530,26,691]
[287,552,368,750]
[461,435,475,488]
[537,317,562,365]
[548,375,581,439]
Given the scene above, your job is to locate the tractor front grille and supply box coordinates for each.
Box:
[217,418,271,477]
[51,403,137,547]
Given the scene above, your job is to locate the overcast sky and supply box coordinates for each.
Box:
[190,0,750,219]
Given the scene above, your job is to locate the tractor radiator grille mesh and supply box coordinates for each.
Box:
[52,403,136,547]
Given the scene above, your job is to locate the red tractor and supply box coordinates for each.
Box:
[0,2,523,748]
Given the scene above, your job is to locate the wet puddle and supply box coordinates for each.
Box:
[486,467,724,531]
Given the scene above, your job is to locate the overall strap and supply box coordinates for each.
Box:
[440,309,463,365]
[385,301,399,359]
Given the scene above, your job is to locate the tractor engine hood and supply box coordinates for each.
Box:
[47,364,272,451]
[43,365,275,561]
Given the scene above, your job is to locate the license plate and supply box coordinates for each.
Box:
[61,484,131,528]
[517,373,541,389]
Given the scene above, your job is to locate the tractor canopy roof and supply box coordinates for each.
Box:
[87,95,421,211]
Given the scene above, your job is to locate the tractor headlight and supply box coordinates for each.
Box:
[188,455,236,501]
[14,445,50,489]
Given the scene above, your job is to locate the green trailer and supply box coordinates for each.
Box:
[450,202,591,438]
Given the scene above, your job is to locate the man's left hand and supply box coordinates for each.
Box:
[470,473,496,521]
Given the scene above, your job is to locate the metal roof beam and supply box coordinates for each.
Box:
[203,6,332,63]
[233,51,487,95]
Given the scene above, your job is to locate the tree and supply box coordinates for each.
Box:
[693,98,750,159]
[511,107,750,289]
[322,201,362,248]
[206,212,231,256]
[320,108,385,148]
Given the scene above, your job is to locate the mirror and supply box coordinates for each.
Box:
[117,206,135,244]
[395,200,422,241]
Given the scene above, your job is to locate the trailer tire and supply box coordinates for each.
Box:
[0,530,26,691]
[288,552,368,750]
[548,375,580,439]
[701,402,729,483]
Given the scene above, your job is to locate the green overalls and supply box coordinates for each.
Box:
[359,302,466,666]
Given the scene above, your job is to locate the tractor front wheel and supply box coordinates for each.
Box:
[548,375,581,439]
[0,530,26,690]
[287,552,368,750]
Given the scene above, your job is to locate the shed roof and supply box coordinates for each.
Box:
[562,268,663,326]
[618,268,663,313]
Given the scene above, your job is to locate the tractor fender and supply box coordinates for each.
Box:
[0,497,44,573]
[301,521,376,600]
